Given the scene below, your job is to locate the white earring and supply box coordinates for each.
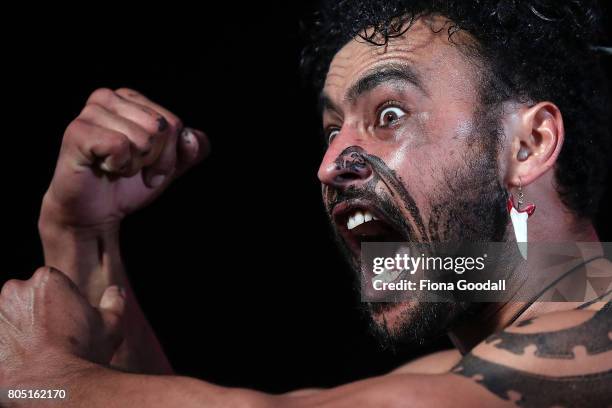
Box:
[507,178,535,259]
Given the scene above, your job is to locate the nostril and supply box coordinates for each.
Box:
[353,161,367,170]
[322,146,373,187]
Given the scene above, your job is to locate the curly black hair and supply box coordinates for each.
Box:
[302,0,611,219]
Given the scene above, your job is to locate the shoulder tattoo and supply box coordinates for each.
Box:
[452,302,612,407]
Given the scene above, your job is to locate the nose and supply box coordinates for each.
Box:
[318,145,373,190]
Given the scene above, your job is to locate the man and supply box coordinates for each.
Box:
[1,0,611,406]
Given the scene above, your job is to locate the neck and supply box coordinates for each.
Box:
[447,207,604,354]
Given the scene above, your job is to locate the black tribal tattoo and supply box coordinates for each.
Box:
[324,144,511,342]
[326,145,429,242]
[325,143,508,246]
[487,302,612,359]
[453,301,612,407]
[455,355,612,408]
[360,151,430,241]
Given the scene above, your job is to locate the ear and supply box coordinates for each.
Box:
[504,102,564,187]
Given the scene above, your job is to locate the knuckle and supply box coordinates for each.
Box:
[1,279,20,298]
[139,114,164,135]
[115,87,141,98]
[140,111,174,136]
[155,115,169,133]
[32,266,53,283]
[64,118,88,139]
[130,128,155,152]
[79,102,104,119]
[87,87,115,105]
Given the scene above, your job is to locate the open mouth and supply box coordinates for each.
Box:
[332,199,406,261]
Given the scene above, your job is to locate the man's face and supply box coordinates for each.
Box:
[318,18,509,344]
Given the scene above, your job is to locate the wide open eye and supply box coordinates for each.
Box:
[377,106,406,127]
[327,128,340,144]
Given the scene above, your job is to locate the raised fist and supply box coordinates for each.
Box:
[40,88,209,230]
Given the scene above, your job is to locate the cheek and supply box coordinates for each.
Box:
[403,112,477,183]
[385,103,473,168]
[382,138,467,209]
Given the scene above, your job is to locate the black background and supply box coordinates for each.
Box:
[3,3,611,393]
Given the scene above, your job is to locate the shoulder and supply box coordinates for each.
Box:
[281,303,611,408]
[452,301,612,407]
[391,349,461,375]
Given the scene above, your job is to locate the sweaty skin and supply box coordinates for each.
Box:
[1,16,611,408]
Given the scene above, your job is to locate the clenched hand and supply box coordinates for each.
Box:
[41,88,209,229]
[0,267,125,387]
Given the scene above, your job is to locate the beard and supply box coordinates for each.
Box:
[327,109,509,347]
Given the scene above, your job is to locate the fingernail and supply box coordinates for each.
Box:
[149,174,166,188]
[181,128,195,144]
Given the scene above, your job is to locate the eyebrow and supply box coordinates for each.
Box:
[319,63,428,115]
[346,63,428,103]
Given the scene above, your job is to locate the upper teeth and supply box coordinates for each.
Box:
[347,210,378,230]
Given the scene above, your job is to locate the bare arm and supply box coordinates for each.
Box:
[2,268,609,407]
[390,349,461,375]
[38,214,171,373]
[45,304,612,408]
[38,87,209,373]
[13,353,497,408]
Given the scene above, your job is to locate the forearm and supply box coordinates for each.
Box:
[13,356,274,408]
[38,214,123,300]
[38,199,172,374]
[43,363,490,408]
